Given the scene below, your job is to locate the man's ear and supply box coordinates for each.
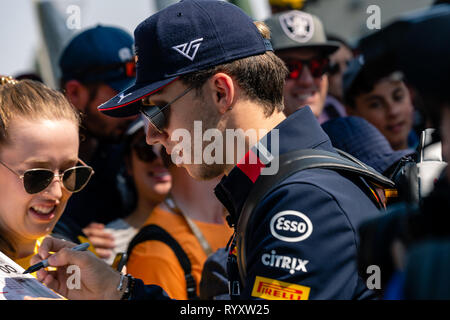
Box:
[64,80,89,112]
[209,73,235,114]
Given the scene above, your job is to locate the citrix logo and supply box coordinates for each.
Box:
[261,250,309,274]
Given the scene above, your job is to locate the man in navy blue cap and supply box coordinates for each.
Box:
[60,25,137,143]
[53,25,138,258]
[32,0,384,301]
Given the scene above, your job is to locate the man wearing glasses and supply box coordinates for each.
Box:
[264,10,340,121]
[33,0,382,300]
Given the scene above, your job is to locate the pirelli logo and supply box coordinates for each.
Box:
[251,276,310,300]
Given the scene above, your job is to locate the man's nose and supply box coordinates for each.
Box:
[295,65,316,86]
[144,121,167,146]
[386,102,402,118]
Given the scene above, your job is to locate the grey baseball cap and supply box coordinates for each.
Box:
[264,10,340,55]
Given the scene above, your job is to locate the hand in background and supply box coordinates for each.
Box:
[82,222,115,259]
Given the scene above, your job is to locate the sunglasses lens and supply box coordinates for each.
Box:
[62,167,93,192]
[141,106,166,132]
[310,58,329,77]
[23,170,54,194]
[328,62,340,75]
[286,59,329,79]
[134,141,158,163]
[287,62,303,80]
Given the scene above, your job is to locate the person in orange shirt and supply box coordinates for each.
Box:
[0,77,94,275]
[126,149,233,300]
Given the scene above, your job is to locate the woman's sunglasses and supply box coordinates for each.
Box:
[131,139,159,163]
[0,159,94,194]
[285,57,330,79]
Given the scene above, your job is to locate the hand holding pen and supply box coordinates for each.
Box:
[24,242,90,274]
[29,237,125,300]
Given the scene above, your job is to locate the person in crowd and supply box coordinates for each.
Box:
[0,77,93,274]
[342,56,417,150]
[318,34,354,123]
[31,0,386,300]
[54,25,137,255]
[263,10,340,122]
[126,142,233,300]
[100,120,172,266]
[326,35,353,104]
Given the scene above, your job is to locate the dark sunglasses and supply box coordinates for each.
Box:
[0,159,94,194]
[139,86,194,133]
[132,139,159,163]
[327,60,351,76]
[285,58,330,79]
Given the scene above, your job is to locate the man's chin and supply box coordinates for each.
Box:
[184,163,225,181]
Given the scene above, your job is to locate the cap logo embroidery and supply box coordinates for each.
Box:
[118,47,133,62]
[279,11,314,43]
[172,38,204,61]
[117,92,132,103]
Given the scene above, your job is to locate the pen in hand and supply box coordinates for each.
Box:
[23,242,90,274]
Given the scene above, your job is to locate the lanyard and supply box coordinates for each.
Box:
[164,195,214,257]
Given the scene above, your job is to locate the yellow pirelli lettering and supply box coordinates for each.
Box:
[251,276,310,300]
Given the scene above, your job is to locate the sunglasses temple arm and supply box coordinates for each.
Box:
[77,158,95,175]
[0,159,24,179]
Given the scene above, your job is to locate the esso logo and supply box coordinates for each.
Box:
[270,211,313,242]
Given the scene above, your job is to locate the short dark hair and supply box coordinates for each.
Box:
[344,58,401,108]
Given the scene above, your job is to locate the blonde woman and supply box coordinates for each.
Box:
[0,77,94,273]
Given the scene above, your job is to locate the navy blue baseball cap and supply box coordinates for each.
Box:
[59,25,136,92]
[98,0,273,118]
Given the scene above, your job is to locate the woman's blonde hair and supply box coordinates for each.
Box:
[0,78,80,145]
[0,77,80,256]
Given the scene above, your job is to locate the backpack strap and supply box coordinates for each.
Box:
[235,148,395,285]
[127,224,199,300]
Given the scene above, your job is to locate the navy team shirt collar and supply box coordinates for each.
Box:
[215,106,332,226]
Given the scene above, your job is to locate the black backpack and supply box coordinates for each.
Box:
[127,224,199,300]
[233,148,395,285]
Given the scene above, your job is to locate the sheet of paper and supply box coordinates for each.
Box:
[0,250,64,300]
